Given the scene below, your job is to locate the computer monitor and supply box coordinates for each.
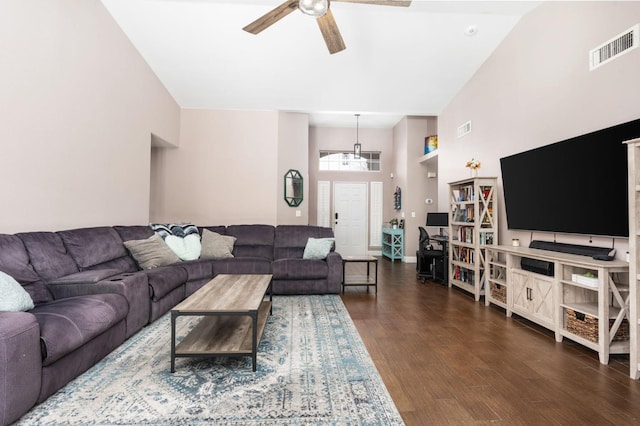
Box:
[426,212,449,236]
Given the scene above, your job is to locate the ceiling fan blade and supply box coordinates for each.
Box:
[317,9,346,54]
[243,0,299,34]
[332,0,411,6]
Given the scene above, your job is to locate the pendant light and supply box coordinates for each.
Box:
[354,114,362,159]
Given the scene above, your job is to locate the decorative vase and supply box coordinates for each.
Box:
[470,168,478,177]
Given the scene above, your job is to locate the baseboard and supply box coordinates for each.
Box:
[403,256,417,263]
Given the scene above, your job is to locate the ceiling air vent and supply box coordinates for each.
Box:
[457,120,472,138]
[590,24,639,70]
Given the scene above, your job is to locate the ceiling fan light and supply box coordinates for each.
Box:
[299,0,329,17]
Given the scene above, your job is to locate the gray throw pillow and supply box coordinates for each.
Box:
[200,229,236,260]
[124,234,181,269]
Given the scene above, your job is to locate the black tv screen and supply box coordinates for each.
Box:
[500,118,640,238]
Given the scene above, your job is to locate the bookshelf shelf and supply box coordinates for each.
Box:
[448,177,498,301]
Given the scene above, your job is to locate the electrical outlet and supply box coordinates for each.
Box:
[411,212,416,218]
[295,210,301,217]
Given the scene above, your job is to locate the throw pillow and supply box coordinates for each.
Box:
[200,229,236,260]
[165,234,202,261]
[303,237,335,260]
[150,223,199,239]
[124,234,181,269]
[0,270,35,312]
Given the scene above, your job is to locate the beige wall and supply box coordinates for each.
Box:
[151,109,309,226]
[277,112,310,225]
[308,126,394,250]
[151,109,279,225]
[398,116,438,257]
[438,1,640,258]
[0,0,180,233]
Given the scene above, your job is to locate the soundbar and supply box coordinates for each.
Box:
[521,257,554,276]
[529,240,613,257]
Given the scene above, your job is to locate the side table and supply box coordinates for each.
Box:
[342,256,378,293]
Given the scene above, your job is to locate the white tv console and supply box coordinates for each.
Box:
[485,245,629,364]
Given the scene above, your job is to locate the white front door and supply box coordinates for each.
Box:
[333,182,368,256]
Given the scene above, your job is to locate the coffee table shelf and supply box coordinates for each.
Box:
[175,301,271,355]
[171,274,272,372]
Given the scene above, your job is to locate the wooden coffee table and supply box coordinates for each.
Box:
[170,274,272,372]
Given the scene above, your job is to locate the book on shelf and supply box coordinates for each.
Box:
[480,232,494,245]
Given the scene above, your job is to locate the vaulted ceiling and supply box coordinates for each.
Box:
[102,0,540,128]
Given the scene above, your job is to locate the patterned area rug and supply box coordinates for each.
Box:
[17,295,404,425]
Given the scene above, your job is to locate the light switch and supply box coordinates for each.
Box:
[411,212,416,218]
[295,210,301,217]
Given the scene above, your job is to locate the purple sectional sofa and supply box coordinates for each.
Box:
[0,224,341,426]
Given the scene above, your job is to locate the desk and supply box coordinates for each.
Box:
[342,256,378,293]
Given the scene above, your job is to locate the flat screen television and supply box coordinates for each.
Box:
[500,118,640,238]
[426,212,449,235]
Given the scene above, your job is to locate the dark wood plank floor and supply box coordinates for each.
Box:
[340,258,640,425]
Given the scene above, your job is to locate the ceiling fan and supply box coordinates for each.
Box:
[243,0,412,54]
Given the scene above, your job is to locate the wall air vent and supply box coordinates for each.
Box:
[590,24,639,70]
[457,120,472,138]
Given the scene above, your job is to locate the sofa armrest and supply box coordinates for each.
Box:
[0,312,42,426]
[325,251,343,293]
[49,272,150,338]
[48,269,121,285]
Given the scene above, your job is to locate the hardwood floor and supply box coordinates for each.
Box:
[340,258,640,425]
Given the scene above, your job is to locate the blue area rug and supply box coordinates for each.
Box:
[17,295,404,425]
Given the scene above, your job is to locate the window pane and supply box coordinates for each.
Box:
[319,151,381,172]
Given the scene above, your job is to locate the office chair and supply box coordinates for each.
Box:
[416,227,445,283]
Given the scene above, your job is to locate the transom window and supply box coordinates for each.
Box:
[319,151,381,171]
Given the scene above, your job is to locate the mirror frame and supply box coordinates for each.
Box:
[284,169,303,207]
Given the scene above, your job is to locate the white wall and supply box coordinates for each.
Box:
[0,0,180,233]
[438,1,640,258]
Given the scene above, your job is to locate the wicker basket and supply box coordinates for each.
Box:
[490,283,506,304]
[565,308,629,342]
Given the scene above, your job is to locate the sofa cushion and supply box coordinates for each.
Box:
[274,225,335,260]
[226,225,275,260]
[124,234,181,270]
[0,234,52,304]
[31,293,128,366]
[200,229,236,260]
[114,225,154,242]
[303,238,335,260]
[0,270,35,312]
[213,257,272,275]
[144,266,187,301]
[58,227,127,269]
[272,258,329,280]
[179,260,213,282]
[17,232,79,282]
